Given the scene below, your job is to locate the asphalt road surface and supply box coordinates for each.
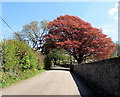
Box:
[2,66,94,96]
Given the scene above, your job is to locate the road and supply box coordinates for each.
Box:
[2,66,94,96]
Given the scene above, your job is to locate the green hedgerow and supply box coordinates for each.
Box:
[1,40,45,88]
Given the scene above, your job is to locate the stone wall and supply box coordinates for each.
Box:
[73,57,120,97]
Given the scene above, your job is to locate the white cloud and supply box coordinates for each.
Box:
[115,3,118,7]
[108,3,118,20]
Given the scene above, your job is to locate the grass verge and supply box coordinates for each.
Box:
[0,69,46,88]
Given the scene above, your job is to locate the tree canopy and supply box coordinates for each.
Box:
[44,15,116,63]
[14,20,49,51]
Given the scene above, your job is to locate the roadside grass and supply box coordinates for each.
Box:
[0,69,46,88]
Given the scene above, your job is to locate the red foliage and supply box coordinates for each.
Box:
[44,15,116,63]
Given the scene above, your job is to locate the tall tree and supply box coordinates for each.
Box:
[44,15,116,64]
[14,20,49,51]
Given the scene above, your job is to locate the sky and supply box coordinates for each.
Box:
[0,2,118,42]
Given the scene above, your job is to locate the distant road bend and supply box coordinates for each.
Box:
[2,66,94,96]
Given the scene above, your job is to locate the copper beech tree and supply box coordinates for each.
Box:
[44,15,116,64]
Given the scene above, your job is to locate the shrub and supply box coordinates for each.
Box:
[1,40,45,87]
[44,55,51,70]
[35,50,45,70]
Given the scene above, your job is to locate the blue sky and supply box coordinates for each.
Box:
[0,2,118,42]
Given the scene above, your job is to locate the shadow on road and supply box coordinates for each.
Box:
[50,66,70,71]
[50,66,95,97]
[70,72,111,97]
[49,66,108,97]
[70,72,96,97]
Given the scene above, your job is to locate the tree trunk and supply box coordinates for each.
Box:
[73,54,83,64]
[54,58,57,65]
[76,58,83,64]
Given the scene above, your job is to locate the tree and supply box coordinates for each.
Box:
[13,32,26,42]
[2,40,39,71]
[44,15,116,64]
[110,42,120,57]
[14,20,49,51]
[118,44,120,56]
[49,49,68,65]
[44,48,71,69]
[1,40,44,87]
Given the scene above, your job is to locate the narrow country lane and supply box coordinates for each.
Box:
[2,67,81,95]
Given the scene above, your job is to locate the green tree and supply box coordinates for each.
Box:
[2,40,39,72]
[110,43,120,57]
[44,48,72,69]
[13,20,49,51]
[3,40,18,71]
[1,39,45,88]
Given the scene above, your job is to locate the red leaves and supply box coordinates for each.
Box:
[84,32,88,34]
[45,15,116,61]
[110,43,116,47]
